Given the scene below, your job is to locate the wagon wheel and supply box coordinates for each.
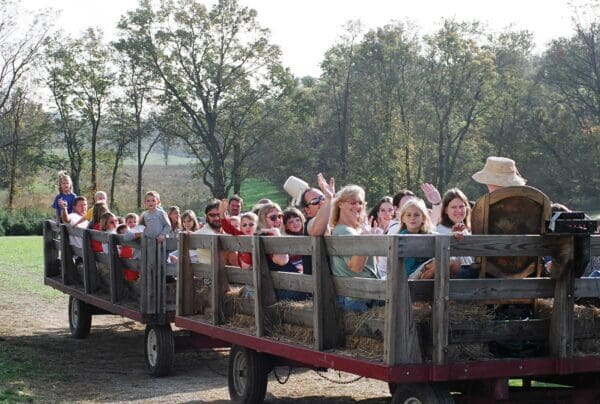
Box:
[68,296,92,339]
[391,383,454,404]
[228,345,269,404]
[144,324,174,377]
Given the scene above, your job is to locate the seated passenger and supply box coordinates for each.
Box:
[436,188,478,279]
[399,199,460,280]
[330,185,381,312]
[100,212,118,253]
[257,202,307,301]
[283,207,305,273]
[117,223,139,281]
[181,209,200,233]
[88,202,110,253]
[60,196,88,252]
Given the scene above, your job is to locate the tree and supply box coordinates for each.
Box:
[320,21,362,181]
[0,87,49,209]
[421,20,497,191]
[44,29,114,193]
[113,30,158,209]
[0,0,49,121]
[539,17,600,197]
[118,0,287,198]
[350,22,424,196]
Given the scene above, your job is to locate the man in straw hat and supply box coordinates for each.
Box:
[472,156,526,193]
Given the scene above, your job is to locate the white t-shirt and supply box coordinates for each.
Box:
[436,224,474,266]
[68,212,88,249]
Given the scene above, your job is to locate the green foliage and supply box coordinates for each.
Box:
[0,210,46,236]
[238,178,287,208]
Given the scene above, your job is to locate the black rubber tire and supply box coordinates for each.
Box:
[391,383,454,404]
[144,324,175,377]
[228,345,269,404]
[68,296,92,339]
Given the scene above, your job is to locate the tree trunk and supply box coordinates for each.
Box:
[232,141,241,195]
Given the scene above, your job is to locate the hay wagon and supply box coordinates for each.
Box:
[174,230,600,403]
[43,219,600,402]
[42,220,183,376]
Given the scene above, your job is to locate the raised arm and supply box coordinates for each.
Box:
[307,174,335,236]
[421,183,442,225]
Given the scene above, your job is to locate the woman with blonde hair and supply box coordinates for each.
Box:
[330,185,380,311]
[257,202,307,300]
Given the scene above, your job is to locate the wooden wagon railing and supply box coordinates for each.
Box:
[43,220,177,323]
[176,231,600,368]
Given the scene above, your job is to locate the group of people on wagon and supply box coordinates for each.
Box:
[53,156,599,309]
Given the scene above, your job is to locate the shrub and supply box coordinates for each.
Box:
[0,209,48,236]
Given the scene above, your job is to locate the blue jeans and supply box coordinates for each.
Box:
[336,296,384,312]
[456,265,480,279]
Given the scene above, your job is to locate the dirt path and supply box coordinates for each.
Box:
[0,281,391,403]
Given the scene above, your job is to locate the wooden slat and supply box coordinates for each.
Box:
[325,235,390,256]
[82,229,98,293]
[226,266,254,285]
[59,224,74,285]
[108,234,122,304]
[251,235,277,337]
[219,235,254,252]
[433,235,451,365]
[448,278,556,300]
[384,237,422,365]
[252,235,265,337]
[178,233,195,316]
[261,236,312,255]
[87,229,111,242]
[312,236,344,351]
[211,237,224,325]
[574,278,600,298]
[591,235,600,255]
[43,221,60,278]
[549,244,575,358]
[270,272,312,293]
[332,277,386,300]
[450,235,570,257]
[94,252,110,265]
[188,234,213,250]
[72,246,84,259]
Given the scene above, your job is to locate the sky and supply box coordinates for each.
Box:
[21,0,581,77]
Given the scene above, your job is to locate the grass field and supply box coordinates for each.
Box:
[0,236,58,402]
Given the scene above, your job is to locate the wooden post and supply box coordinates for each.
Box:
[139,237,148,313]
[211,236,224,325]
[549,236,575,358]
[43,221,60,278]
[144,238,158,315]
[384,236,423,365]
[252,235,277,337]
[81,229,97,294]
[59,224,75,284]
[312,237,345,351]
[108,234,122,304]
[432,235,451,365]
[158,241,166,317]
[178,233,195,316]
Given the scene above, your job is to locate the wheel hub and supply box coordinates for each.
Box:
[232,350,248,395]
[146,328,158,367]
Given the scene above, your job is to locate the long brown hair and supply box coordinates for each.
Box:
[440,188,471,230]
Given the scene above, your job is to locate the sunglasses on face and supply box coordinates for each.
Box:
[241,222,256,228]
[268,214,283,221]
[307,195,325,206]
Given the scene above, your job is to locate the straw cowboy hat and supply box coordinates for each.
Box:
[472,156,527,187]
[283,176,309,207]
